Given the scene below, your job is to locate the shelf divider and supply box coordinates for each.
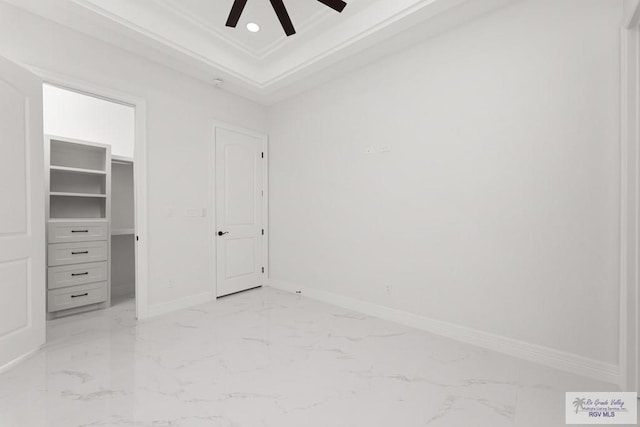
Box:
[50,192,107,198]
[50,165,106,175]
[111,228,135,236]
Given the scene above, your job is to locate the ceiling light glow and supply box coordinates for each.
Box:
[246,22,260,33]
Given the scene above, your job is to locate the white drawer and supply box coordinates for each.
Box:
[48,221,108,243]
[48,241,108,266]
[47,261,108,290]
[48,282,107,313]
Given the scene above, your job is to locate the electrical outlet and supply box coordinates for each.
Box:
[385,284,392,295]
[380,146,391,153]
[364,147,375,154]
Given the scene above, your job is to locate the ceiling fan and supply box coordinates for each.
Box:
[225,0,347,37]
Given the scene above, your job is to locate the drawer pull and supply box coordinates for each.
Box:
[71,251,89,255]
[71,293,89,298]
[71,272,89,277]
[71,230,89,233]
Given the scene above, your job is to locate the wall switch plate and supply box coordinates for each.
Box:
[380,146,391,153]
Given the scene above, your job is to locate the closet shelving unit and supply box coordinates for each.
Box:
[111,155,135,236]
[110,155,136,305]
[45,135,111,318]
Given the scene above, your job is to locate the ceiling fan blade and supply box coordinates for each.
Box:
[317,0,347,13]
[225,0,248,28]
[269,0,296,36]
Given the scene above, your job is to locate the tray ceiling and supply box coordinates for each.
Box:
[159,0,351,59]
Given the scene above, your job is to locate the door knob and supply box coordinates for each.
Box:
[218,231,229,236]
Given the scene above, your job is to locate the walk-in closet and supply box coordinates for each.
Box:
[43,84,136,319]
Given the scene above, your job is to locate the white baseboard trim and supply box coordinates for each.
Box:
[144,291,215,319]
[267,279,619,385]
[0,347,40,375]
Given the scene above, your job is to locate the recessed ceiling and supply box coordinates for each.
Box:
[3,0,519,104]
[164,0,347,57]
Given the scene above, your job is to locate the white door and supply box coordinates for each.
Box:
[0,56,46,369]
[215,126,265,297]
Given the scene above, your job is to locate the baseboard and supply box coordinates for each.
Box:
[0,347,40,375]
[48,301,108,320]
[267,279,620,385]
[144,291,215,319]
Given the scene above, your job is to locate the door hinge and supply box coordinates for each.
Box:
[262,267,265,273]
[136,235,139,241]
[261,152,264,158]
[262,229,265,235]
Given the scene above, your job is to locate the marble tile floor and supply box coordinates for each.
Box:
[0,287,623,427]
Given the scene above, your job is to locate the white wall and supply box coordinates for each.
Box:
[0,2,268,311]
[269,0,622,366]
[43,84,135,158]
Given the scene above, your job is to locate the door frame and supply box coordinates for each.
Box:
[211,121,269,296]
[621,0,640,392]
[30,66,150,320]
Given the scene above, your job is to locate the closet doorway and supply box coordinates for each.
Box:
[41,78,147,320]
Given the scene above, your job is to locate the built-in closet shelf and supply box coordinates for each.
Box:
[112,229,135,236]
[49,166,107,176]
[112,155,133,164]
[50,192,107,198]
[48,218,108,223]
[46,135,111,318]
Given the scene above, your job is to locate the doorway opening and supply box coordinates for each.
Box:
[42,82,144,320]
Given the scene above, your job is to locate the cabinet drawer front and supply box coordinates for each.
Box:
[48,221,108,243]
[48,241,108,266]
[47,262,107,290]
[48,282,107,313]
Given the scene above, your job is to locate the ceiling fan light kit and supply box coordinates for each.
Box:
[225,0,347,37]
[246,22,260,32]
